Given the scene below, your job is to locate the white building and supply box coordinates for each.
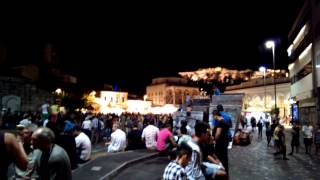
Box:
[146,77,199,106]
[98,91,128,110]
[225,77,291,119]
[287,0,320,125]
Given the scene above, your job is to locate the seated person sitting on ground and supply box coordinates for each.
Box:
[157,123,177,156]
[163,142,192,180]
[200,133,227,179]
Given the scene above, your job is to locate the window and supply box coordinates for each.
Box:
[291,62,312,83]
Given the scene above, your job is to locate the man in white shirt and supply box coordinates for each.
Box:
[107,122,127,153]
[302,121,313,154]
[91,116,100,144]
[73,126,92,163]
[82,115,93,139]
[141,119,159,150]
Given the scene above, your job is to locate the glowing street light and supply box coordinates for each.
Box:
[55,88,62,94]
[265,40,275,49]
[265,40,277,110]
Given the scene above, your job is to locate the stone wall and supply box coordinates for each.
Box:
[172,111,204,133]
[209,93,244,131]
[0,76,53,112]
[191,98,211,112]
[172,93,244,135]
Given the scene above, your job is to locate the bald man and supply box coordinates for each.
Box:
[31,127,72,180]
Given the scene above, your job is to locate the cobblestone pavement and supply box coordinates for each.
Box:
[229,129,320,180]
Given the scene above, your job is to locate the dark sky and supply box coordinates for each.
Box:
[1,1,305,95]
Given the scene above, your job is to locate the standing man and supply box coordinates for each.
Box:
[289,122,300,155]
[31,127,72,180]
[257,117,264,139]
[277,125,289,160]
[302,121,313,154]
[250,117,257,132]
[213,110,230,175]
[82,115,93,140]
[41,101,50,122]
[217,104,232,144]
[91,115,100,144]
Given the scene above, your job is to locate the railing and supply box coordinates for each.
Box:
[226,77,290,91]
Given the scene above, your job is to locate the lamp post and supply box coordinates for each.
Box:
[55,88,62,95]
[259,66,267,111]
[265,40,277,110]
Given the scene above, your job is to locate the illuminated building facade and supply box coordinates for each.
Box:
[287,0,320,125]
[93,91,177,114]
[146,77,200,106]
[225,77,291,118]
[99,91,128,109]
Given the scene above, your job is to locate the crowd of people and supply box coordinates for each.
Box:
[0,100,179,179]
[236,112,320,162]
[0,101,234,180]
[162,104,232,180]
[6,99,320,179]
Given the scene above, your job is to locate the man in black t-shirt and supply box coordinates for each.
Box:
[212,110,230,175]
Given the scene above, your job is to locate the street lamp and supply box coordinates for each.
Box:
[55,88,62,95]
[259,66,267,110]
[265,40,277,110]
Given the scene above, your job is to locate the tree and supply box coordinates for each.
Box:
[82,91,96,108]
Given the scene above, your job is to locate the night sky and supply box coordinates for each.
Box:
[1,1,305,95]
